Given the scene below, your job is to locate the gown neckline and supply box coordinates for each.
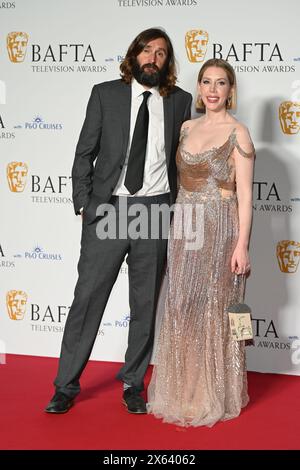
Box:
[181,127,236,158]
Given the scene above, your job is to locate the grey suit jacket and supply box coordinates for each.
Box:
[72,79,192,224]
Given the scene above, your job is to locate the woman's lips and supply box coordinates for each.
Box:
[206,96,219,103]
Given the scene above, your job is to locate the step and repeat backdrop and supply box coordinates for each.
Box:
[1,0,300,374]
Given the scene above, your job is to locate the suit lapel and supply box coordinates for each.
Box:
[163,93,174,167]
[118,82,131,157]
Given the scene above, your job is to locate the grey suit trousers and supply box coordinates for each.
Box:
[54,194,170,397]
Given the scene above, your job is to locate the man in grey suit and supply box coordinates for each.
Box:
[45,28,192,414]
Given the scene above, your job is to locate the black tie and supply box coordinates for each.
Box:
[124,91,151,194]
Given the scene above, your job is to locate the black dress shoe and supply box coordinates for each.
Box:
[122,387,147,414]
[44,392,74,414]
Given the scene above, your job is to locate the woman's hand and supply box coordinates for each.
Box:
[231,245,250,274]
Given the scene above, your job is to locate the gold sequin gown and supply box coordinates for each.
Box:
[147,126,255,427]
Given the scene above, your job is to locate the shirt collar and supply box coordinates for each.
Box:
[132,78,160,100]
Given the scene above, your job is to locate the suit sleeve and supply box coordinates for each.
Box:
[72,85,102,215]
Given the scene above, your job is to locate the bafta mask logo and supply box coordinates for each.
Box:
[279,101,300,135]
[6,290,28,320]
[185,30,209,63]
[276,240,300,273]
[7,32,29,63]
[7,162,28,193]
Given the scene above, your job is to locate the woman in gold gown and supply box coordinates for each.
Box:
[147,59,255,427]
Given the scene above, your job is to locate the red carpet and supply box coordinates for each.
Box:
[0,354,299,450]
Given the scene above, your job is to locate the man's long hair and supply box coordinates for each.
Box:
[120,28,177,97]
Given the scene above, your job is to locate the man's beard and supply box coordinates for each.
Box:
[132,60,167,88]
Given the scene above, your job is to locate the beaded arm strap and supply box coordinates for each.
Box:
[179,126,189,143]
[232,132,255,159]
